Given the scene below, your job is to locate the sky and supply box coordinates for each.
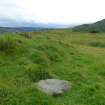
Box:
[0,0,105,25]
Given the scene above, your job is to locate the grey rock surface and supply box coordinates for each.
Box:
[37,79,71,96]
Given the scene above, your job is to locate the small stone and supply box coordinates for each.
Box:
[37,79,71,96]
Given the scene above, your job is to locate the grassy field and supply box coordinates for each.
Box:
[0,30,105,105]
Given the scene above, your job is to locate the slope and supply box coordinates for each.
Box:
[0,30,105,105]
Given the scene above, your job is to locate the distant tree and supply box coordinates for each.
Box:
[90,30,99,33]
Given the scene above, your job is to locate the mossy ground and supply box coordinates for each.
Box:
[0,30,105,105]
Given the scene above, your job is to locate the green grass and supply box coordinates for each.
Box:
[0,30,105,105]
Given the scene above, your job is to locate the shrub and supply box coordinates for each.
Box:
[90,30,99,33]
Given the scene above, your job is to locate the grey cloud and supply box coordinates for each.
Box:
[0,0,21,8]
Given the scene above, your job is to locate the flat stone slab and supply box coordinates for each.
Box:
[37,79,71,96]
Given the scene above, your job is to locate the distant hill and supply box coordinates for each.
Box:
[0,18,74,33]
[72,19,105,32]
[0,27,51,34]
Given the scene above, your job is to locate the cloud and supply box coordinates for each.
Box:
[0,0,105,25]
[0,0,33,21]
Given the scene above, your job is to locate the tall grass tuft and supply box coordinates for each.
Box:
[0,35,18,53]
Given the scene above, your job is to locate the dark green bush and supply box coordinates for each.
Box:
[90,30,99,33]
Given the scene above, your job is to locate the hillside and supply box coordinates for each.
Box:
[73,19,105,32]
[0,30,105,105]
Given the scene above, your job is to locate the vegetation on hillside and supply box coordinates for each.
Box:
[73,19,105,32]
[0,30,105,105]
